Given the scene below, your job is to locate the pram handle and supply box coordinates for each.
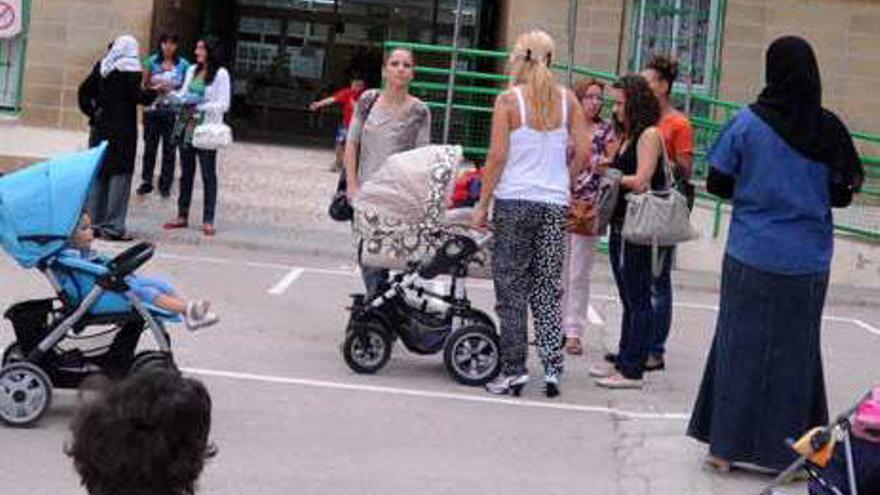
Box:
[98,242,155,289]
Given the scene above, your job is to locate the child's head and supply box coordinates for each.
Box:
[67,369,215,495]
[350,75,365,92]
[72,214,94,250]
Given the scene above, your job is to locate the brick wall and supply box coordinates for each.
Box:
[500,0,627,76]
[720,0,880,144]
[20,0,153,129]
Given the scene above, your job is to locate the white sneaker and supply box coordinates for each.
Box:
[588,362,616,378]
[485,374,529,396]
[595,372,643,390]
[185,300,219,331]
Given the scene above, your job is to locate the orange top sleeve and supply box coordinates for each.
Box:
[660,113,695,177]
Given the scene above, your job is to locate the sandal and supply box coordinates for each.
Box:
[564,336,583,355]
[704,455,732,473]
[163,219,188,230]
[203,224,216,237]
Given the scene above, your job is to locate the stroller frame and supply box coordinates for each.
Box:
[342,233,501,386]
[1,242,177,427]
[33,266,171,360]
[762,393,868,495]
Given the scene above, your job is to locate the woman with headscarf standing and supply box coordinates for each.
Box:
[88,35,157,241]
[688,36,864,473]
[472,30,589,398]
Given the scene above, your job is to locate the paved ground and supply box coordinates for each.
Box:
[1,240,878,495]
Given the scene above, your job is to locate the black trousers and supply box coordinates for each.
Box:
[141,110,177,193]
[177,146,218,225]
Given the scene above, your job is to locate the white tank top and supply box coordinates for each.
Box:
[494,86,570,206]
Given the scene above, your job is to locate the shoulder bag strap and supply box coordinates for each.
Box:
[653,131,675,193]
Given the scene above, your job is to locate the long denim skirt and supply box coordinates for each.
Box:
[687,255,830,471]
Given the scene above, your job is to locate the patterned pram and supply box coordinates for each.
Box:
[354,145,492,279]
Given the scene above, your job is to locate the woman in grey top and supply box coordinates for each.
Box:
[344,48,432,296]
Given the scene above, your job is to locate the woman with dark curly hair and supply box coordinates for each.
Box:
[588,75,667,390]
[67,369,215,495]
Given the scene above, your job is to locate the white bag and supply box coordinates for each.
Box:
[192,111,233,150]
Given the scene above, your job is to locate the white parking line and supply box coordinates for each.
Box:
[587,304,604,326]
[183,367,689,421]
[268,268,305,295]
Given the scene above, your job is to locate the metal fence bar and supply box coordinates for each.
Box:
[441,0,465,144]
[393,39,880,242]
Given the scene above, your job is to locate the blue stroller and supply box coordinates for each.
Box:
[0,145,180,427]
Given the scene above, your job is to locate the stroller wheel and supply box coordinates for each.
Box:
[0,362,53,427]
[343,316,392,374]
[130,351,178,375]
[444,324,500,386]
[1,342,24,366]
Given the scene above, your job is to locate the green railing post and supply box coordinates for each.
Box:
[442,0,464,144]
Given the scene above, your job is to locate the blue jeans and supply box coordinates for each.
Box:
[178,147,218,225]
[608,228,654,380]
[650,248,674,358]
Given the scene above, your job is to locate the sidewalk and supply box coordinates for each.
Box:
[3,122,880,305]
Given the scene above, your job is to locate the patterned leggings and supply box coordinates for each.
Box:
[491,199,567,377]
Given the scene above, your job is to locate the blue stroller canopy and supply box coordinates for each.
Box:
[0,144,106,268]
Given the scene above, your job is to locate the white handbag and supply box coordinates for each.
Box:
[192,110,233,150]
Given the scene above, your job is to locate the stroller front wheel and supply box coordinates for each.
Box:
[343,316,392,374]
[130,351,178,375]
[0,362,53,427]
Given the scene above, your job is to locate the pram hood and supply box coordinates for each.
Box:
[0,144,107,268]
[354,144,462,229]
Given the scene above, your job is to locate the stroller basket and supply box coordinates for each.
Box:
[4,299,58,356]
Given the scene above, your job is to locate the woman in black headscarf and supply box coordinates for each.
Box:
[688,36,864,473]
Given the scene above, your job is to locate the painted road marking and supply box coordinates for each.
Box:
[268,268,305,295]
[184,367,689,421]
[588,304,604,326]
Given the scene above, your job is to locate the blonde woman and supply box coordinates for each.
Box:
[472,30,589,398]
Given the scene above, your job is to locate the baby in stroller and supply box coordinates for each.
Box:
[0,145,202,427]
[71,213,218,330]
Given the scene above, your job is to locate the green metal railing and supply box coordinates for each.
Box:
[386,41,880,242]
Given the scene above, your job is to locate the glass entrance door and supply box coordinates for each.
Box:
[218,0,492,143]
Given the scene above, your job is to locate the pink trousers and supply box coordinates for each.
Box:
[561,233,597,339]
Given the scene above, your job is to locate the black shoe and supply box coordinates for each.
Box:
[159,188,171,198]
[644,356,666,372]
[545,375,560,398]
[137,183,154,196]
[604,352,665,371]
[103,231,134,242]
